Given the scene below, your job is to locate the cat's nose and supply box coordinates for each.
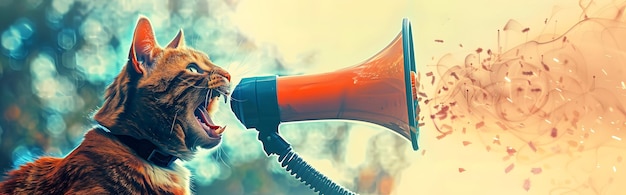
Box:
[223,71,231,82]
[217,68,231,82]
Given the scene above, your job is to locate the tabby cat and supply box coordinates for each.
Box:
[0,16,231,194]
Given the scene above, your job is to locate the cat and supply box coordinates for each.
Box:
[0,16,231,194]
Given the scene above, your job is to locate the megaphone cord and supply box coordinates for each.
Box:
[259,131,357,195]
[277,148,356,195]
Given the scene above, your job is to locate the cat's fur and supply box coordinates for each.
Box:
[0,17,231,194]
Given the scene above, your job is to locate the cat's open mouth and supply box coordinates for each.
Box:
[193,94,225,139]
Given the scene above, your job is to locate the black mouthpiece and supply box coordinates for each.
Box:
[230,76,281,131]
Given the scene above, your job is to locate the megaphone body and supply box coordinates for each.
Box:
[230,19,419,150]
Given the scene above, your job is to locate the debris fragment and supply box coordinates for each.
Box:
[493,135,501,145]
[550,128,558,138]
[475,121,485,129]
[528,141,537,152]
[523,178,531,191]
[505,163,515,173]
[506,147,517,156]
[531,167,542,175]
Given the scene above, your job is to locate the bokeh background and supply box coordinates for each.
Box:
[2,0,625,194]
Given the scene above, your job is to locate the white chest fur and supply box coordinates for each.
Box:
[144,161,191,195]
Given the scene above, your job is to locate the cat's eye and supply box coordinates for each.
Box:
[186,63,204,74]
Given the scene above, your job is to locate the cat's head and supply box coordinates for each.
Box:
[94,16,231,160]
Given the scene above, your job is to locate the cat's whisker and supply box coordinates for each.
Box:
[232,54,262,78]
[222,148,232,168]
[214,88,229,95]
[212,89,229,100]
[191,136,201,149]
[216,146,231,169]
[204,90,212,108]
[213,89,232,103]
[226,96,242,102]
[170,111,178,135]
[225,93,245,103]
[189,85,210,89]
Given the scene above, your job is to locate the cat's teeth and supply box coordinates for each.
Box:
[214,126,226,135]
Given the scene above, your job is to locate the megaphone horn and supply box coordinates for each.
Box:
[230,18,420,150]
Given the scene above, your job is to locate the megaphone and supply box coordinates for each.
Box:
[230,18,418,195]
[231,19,419,150]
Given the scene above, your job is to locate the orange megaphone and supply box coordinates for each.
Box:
[231,18,419,150]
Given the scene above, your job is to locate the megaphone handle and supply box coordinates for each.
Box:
[258,131,357,195]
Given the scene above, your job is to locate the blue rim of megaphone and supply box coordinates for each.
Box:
[402,18,419,151]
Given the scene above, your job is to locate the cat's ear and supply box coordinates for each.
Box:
[166,29,185,49]
[128,16,159,75]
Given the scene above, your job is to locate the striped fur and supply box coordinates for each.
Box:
[0,17,230,194]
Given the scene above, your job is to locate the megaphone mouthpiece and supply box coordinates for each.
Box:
[231,76,280,130]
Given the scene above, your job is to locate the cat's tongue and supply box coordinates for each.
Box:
[194,107,224,137]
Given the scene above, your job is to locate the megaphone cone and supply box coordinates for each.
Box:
[231,18,419,150]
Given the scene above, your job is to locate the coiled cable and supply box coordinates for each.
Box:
[259,131,357,195]
[277,148,356,195]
